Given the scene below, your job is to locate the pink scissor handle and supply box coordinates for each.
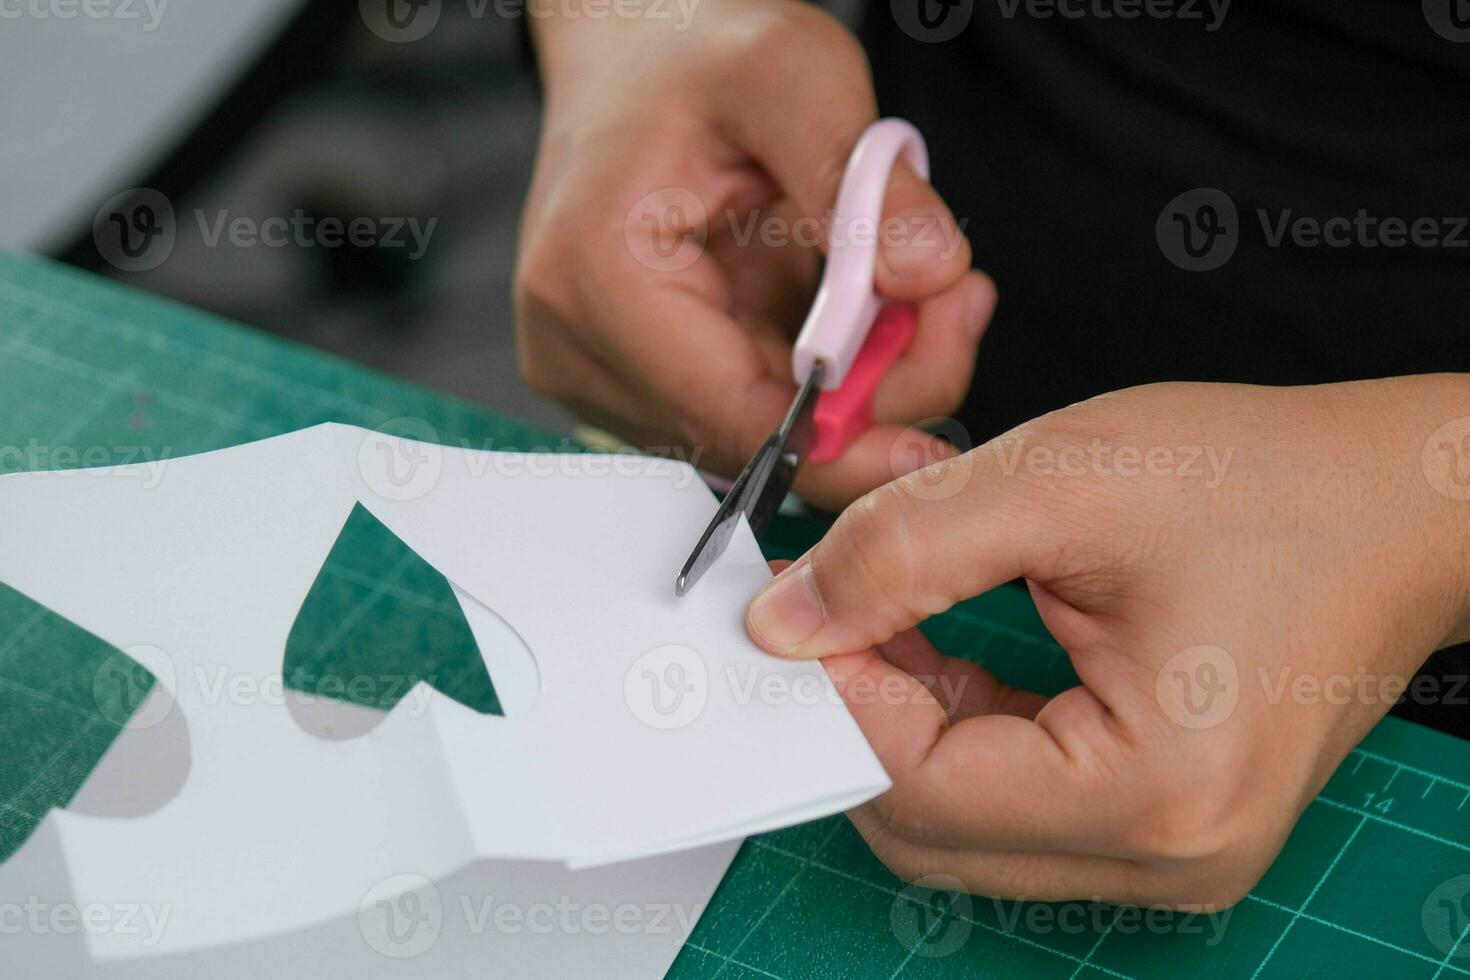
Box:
[792,118,930,462]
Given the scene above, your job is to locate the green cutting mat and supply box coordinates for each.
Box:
[2,251,1469,978]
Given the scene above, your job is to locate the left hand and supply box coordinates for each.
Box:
[748,377,1470,907]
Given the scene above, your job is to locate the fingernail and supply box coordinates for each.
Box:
[882,208,950,280]
[747,564,826,654]
[964,275,993,341]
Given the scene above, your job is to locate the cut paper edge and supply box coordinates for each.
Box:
[565,784,889,870]
[0,421,890,971]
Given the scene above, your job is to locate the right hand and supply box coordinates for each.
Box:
[514,0,995,510]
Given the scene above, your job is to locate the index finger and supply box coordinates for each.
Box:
[599,251,960,505]
[823,645,1141,858]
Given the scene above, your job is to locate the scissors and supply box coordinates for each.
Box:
[675,118,931,596]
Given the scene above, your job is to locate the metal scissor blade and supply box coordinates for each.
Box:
[675,363,825,597]
[674,433,780,597]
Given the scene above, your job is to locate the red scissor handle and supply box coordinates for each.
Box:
[808,302,918,463]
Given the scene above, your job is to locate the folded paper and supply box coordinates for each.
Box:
[0,423,889,976]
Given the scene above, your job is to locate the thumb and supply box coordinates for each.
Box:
[746,452,1049,659]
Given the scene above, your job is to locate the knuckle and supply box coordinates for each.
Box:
[1197,876,1255,911]
[1157,863,1259,911]
[1123,768,1248,864]
[511,308,568,402]
[892,378,965,425]
[870,788,933,842]
[827,483,920,606]
[516,349,565,401]
[719,10,874,209]
[848,807,930,885]
[867,835,931,887]
[802,139,856,213]
[981,421,1138,566]
[879,850,933,888]
[730,4,866,81]
[929,370,971,418]
[513,240,588,404]
[676,401,747,476]
[513,242,569,333]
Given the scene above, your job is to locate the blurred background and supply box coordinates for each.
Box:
[3,0,569,429]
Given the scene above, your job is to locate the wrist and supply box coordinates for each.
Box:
[1354,374,1470,647]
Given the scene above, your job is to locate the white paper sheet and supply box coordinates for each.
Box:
[0,423,889,977]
